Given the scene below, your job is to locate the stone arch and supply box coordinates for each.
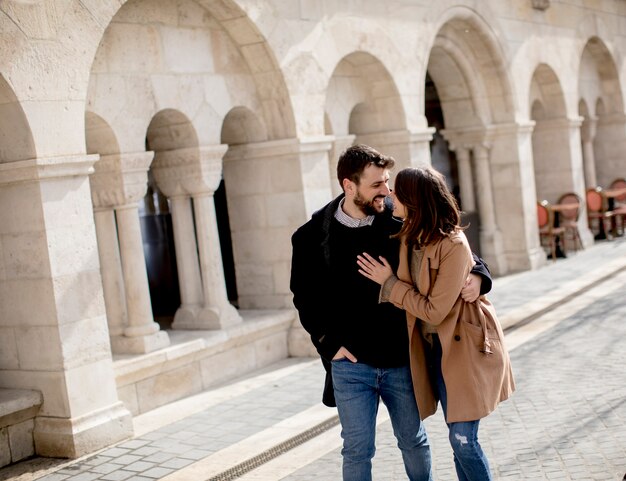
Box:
[530,64,567,120]
[427,8,515,130]
[326,51,406,137]
[194,0,296,140]
[512,38,581,121]
[221,107,268,145]
[0,75,36,163]
[85,111,120,156]
[323,51,406,192]
[575,11,625,103]
[283,15,416,137]
[425,9,516,273]
[578,36,625,188]
[530,63,576,204]
[146,109,199,153]
[579,37,623,116]
[86,0,292,154]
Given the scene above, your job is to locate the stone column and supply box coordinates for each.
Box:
[0,155,132,458]
[153,145,241,329]
[455,147,476,212]
[116,204,162,339]
[148,154,205,328]
[93,207,126,338]
[90,152,170,354]
[473,143,507,274]
[581,116,598,188]
[169,195,204,326]
[192,191,241,328]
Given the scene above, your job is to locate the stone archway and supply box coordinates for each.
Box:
[426,12,516,273]
[146,109,241,330]
[578,37,626,189]
[529,63,573,203]
[324,51,407,193]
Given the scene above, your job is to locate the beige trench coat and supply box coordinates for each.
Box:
[386,231,515,423]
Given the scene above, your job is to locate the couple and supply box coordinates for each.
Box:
[290,144,515,481]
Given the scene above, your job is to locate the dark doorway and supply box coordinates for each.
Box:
[139,170,181,330]
[214,179,239,307]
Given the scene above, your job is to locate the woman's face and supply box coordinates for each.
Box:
[390,191,407,219]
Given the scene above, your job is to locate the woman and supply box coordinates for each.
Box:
[356,167,514,481]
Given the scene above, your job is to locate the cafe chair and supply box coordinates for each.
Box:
[557,192,583,252]
[609,177,626,203]
[586,187,615,239]
[609,178,626,234]
[537,201,566,261]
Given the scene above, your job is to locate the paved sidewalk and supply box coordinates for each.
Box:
[2,239,626,481]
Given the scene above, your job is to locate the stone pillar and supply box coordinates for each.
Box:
[153,145,241,330]
[445,122,547,272]
[455,147,476,212]
[169,195,204,326]
[116,204,163,339]
[224,137,334,309]
[473,143,508,274]
[0,155,132,458]
[90,152,170,354]
[193,191,241,328]
[93,207,126,338]
[581,116,598,188]
[147,153,205,328]
[566,117,595,247]
[221,137,334,356]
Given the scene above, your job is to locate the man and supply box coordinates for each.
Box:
[290,144,492,481]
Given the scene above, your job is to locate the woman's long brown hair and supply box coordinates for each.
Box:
[391,167,464,247]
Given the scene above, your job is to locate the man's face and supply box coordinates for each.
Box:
[352,164,392,215]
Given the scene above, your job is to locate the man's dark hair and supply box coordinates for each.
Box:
[336,144,395,190]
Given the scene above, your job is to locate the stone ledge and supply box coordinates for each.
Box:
[0,389,42,429]
[112,309,296,415]
[0,388,42,468]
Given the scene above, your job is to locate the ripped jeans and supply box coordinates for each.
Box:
[429,334,493,481]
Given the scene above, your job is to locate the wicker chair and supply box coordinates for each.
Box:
[537,201,566,261]
[556,192,583,252]
[609,178,626,236]
[586,187,615,239]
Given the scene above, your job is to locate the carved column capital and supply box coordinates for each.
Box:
[531,0,550,11]
[89,152,154,208]
[152,144,228,197]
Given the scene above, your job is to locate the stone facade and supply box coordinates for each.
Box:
[0,0,625,462]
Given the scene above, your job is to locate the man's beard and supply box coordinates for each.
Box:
[354,191,387,216]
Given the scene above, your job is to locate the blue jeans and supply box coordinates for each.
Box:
[429,335,493,481]
[331,359,432,481]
